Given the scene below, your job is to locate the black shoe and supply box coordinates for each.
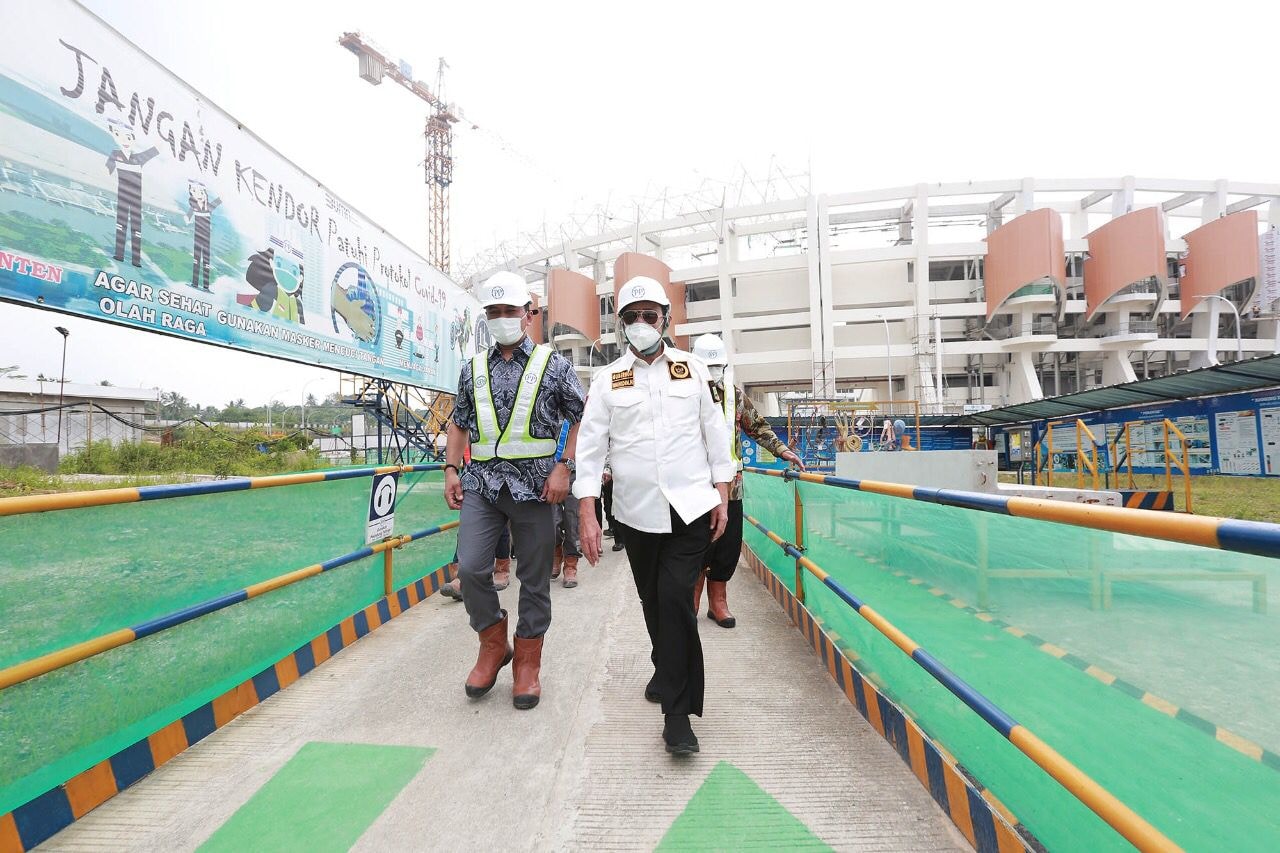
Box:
[645,674,661,704]
[663,714,699,755]
[604,527,615,538]
[612,541,625,552]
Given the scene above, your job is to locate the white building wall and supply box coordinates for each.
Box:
[490,177,1280,411]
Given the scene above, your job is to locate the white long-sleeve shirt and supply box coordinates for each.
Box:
[574,345,735,533]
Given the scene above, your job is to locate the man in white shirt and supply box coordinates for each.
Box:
[575,275,735,755]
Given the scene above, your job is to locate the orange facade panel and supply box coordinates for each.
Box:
[547,269,601,342]
[529,292,545,344]
[1083,206,1167,320]
[1179,211,1260,319]
[613,252,688,348]
[983,208,1066,320]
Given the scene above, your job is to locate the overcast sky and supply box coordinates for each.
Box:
[4,0,1278,406]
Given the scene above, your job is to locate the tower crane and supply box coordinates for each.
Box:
[339,32,472,274]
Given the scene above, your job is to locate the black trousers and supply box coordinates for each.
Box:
[599,479,619,545]
[702,498,744,582]
[619,506,710,716]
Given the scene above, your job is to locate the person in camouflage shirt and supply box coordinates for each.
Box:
[693,335,804,628]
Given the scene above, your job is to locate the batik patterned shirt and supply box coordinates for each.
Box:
[452,336,585,502]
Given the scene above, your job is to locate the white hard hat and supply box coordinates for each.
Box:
[692,334,728,366]
[616,275,670,312]
[478,271,531,308]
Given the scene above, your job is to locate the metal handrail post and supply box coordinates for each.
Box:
[794,479,805,603]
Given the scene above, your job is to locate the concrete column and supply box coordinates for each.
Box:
[1111,175,1135,218]
[717,206,737,360]
[1102,352,1137,385]
[805,195,825,396]
[562,240,578,274]
[1189,179,1231,369]
[1015,176,1035,215]
[1007,351,1044,401]
[912,183,937,406]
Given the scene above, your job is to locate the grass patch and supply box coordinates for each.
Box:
[999,471,1280,521]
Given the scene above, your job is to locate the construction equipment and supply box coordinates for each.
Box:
[338,32,473,274]
[340,374,453,464]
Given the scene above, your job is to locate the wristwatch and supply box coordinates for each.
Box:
[443,463,461,475]
[558,458,576,473]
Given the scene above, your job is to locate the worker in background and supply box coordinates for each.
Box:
[602,456,624,552]
[440,526,513,601]
[575,275,735,756]
[691,334,805,628]
[443,271,584,710]
[552,423,583,588]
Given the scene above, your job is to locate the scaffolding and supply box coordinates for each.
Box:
[785,399,922,471]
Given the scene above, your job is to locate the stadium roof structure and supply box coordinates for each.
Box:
[946,353,1280,427]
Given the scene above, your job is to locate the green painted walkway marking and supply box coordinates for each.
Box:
[657,761,832,851]
[198,742,433,853]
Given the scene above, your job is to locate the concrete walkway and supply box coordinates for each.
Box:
[42,546,964,852]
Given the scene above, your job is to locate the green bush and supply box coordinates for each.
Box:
[58,428,323,477]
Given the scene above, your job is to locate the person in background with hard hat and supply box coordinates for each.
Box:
[574,275,735,756]
[443,271,585,710]
[691,334,805,629]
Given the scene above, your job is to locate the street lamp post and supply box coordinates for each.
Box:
[587,337,605,371]
[54,326,69,450]
[877,316,893,403]
[265,386,295,437]
[1202,294,1244,363]
[300,376,327,431]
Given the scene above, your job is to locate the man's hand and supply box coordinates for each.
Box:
[709,502,728,542]
[781,449,806,471]
[444,468,463,510]
[541,463,570,504]
[579,498,603,565]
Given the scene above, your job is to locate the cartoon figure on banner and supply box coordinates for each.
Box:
[449,305,475,356]
[330,261,382,345]
[184,180,221,292]
[239,241,305,323]
[105,118,159,267]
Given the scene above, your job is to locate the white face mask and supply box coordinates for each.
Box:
[486,316,525,346]
[624,321,662,354]
[708,365,725,381]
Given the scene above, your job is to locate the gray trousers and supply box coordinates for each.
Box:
[555,493,581,558]
[458,489,555,638]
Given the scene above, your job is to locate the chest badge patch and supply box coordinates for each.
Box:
[611,369,634,389]
[668,361,691,381]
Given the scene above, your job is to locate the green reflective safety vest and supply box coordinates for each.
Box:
[471,344,558,461]
[719,371,740,468]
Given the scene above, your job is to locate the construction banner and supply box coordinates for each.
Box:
[0,0,485,391]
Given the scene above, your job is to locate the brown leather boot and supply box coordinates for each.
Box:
[693,569,707,614]
[439,577,463,601]
[551,545,563,579]
[512,635,544,709]
[707,580,736,628]
[562,556,579,588]
[493,558,512,591]
[465,614,512,698]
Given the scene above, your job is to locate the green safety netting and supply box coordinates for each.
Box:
[0,468,457,817]
[743,472,1280,853]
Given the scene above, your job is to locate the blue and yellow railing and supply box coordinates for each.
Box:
[0,519,458,691]
[736,464,1280,852]
[747,467,1280,560]
[744,505,1179,852]
[0,464,443,517]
